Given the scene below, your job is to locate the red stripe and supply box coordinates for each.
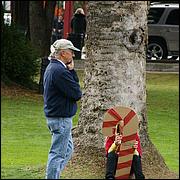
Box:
[115,174,130,179]
[124,110,136,126]
[102,120,118,127]
[122,133,137,142]
[104,109,135,128]
[108,108,122,121]
[118,148,134,156]
[116,160,132,169]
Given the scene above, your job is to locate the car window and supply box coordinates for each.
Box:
[165,9,179,25]
[148,8,165,24]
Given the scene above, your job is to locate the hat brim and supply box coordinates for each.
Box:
[69,46,81,51]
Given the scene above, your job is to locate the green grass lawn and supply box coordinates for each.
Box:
[1,96,48,179]
[1,72,179,178]
[146,72,179,173]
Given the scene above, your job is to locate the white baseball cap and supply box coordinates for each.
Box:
[50,39,80,53]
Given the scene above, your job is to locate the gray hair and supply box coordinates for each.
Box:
[75,8,85,15]
[49,45,62,58]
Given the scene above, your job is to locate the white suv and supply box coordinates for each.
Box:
[147,3,179,60]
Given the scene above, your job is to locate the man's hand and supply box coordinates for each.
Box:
[67,59,74,70]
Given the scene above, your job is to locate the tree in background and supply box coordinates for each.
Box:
[1,2,4,31]
[10,1,56,57]
[1,1,56,88]
[29,1,56,57]
[1,1,37,87]
[11,1,30,39]
[73,1,177,178]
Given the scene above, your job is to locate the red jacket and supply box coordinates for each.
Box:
[105,133,142,157]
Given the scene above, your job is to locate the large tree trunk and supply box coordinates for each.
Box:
[11,1,30,39]
[13,1,29,28]
[1,2,4,31]
[73,1,175,178]
[29,1,56,57]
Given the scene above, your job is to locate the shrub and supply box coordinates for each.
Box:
[1,24,40,88]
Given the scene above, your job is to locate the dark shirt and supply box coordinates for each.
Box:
[71,13,87,34]
[53,18,64,31]
[43,59,82,117]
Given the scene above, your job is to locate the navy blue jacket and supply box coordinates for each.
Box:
[43,59,82,117]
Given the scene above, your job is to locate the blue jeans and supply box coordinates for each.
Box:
[45,117,74,179]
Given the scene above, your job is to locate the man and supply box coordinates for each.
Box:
[52,15,64,43]
[43,39,82,179]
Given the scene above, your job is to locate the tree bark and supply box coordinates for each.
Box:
[1,2,4,31]
[73,1,172,177]
[29,1,56,57]
[10,1,29,38]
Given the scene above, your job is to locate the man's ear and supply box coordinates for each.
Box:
[59,50,65,57]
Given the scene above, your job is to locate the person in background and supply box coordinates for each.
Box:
[43,39,82,179]
[71,8,87,36]
[51,15,64,44]
[68,8,87,59]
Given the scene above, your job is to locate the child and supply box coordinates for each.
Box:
[105,123,145,179]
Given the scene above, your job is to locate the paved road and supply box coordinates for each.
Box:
[74,59,179,72]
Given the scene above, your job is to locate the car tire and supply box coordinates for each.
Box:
[147,40,168,60]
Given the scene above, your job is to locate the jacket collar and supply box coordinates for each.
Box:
[50,58,67,68]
